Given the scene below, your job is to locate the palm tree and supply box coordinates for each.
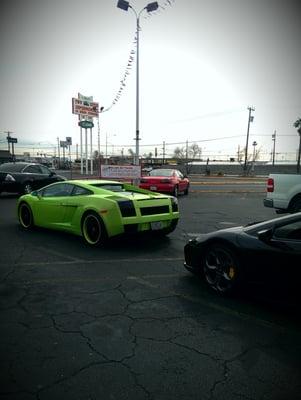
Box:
[293,118,301,173]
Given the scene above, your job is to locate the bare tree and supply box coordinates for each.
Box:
[173,143,202,174]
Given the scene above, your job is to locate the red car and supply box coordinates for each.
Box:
[139,168,190,196]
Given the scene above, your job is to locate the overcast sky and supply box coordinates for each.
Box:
[0,0,300,160]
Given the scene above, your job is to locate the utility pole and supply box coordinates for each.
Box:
[5,131,13,153]
[57,137,60,168]
[272,130,276,166]
[186,140,189,162]
[162,141,166,165]
[243,106,255,175]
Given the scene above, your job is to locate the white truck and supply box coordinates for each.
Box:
[264,174,301,213]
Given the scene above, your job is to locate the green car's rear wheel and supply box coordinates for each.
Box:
[18,202,34,229]
[81,212,107,246]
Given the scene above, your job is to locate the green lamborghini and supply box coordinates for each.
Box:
[17,179,179,246]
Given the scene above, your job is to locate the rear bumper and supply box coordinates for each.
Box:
[263,198,288,213]
[0,182,20,193]
[263,198,273,208]
[139,183,174,194]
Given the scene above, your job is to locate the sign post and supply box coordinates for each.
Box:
[72,93,99,175]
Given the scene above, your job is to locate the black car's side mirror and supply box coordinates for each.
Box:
[49,171,55,177]
[257,228,273,243]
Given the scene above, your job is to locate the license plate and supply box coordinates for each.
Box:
[151,221,163,230]
[150,186,157,191]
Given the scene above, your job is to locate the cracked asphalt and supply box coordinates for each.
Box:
[1,192,301,400]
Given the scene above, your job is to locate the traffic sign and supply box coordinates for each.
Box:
[7,137,17,143]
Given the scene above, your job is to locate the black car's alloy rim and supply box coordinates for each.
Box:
[19,204,31,228]
[204,247,236,293]
[24,184,33,194]
[83,215,101,244]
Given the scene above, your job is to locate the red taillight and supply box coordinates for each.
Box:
[267,178,274,192]
[140,179,147,183]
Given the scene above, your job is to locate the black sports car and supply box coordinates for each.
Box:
[0,162,66,195]
[184,213,301,295]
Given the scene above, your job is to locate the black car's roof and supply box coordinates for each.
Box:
[0,162,43,172]
[245,212,301,233]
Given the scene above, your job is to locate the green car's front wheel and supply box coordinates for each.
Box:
[81,212,107,246]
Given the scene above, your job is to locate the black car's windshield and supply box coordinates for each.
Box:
[149,169,173,177]
[0,163,25,172]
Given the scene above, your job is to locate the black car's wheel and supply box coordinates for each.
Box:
[203,243,241,295]
[172,185,179,197]
[22,182,33,195]
[18,202,34,229]
[81,212,107,246]
[289,196,301,213]
[183,184,189,195]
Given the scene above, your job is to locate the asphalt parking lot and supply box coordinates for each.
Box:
[1,190,301,400]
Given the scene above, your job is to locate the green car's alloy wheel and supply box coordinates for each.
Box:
[19,202,34,229]
[82,212,107,246]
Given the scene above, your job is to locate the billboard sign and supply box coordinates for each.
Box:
[78,120,94,129]
[60,141,68,148]
[72,93,99,118]
[66,137,72,145]
[100,165,141,180]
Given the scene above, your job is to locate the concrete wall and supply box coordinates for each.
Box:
[176,164,300,176]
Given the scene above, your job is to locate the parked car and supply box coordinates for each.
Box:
[184,213,301,295]
[0,162,66,195]
[264,173,301,213]
[139,168,189,196]
[17,179,179,246]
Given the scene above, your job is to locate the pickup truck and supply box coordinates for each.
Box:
[264,174,301,213]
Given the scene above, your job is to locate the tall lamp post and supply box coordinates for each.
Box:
[117,0,159,166]
[272,130,276,166]
[293,118,301,173]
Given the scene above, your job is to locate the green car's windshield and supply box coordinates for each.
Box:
[91,183,125,192]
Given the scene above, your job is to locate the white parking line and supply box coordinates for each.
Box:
[8,257,183,267]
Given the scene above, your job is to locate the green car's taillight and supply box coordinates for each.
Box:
[117,200,136,217]
[171,196,178,212]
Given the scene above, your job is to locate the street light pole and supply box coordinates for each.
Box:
[272,130,276,166]
[117,1,158,166]
[293,118,301,173]
[135,12,140,166]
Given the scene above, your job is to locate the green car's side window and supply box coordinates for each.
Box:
[72,186,92,196]
[42,183,74,197]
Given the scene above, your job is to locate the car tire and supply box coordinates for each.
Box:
[289,196,301,213]
[203,243,241,295]
[184,184,189,195]
[22,182,33,195]
[18,202,34,229]
[81,211,107,246]
[172,185,179,197]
